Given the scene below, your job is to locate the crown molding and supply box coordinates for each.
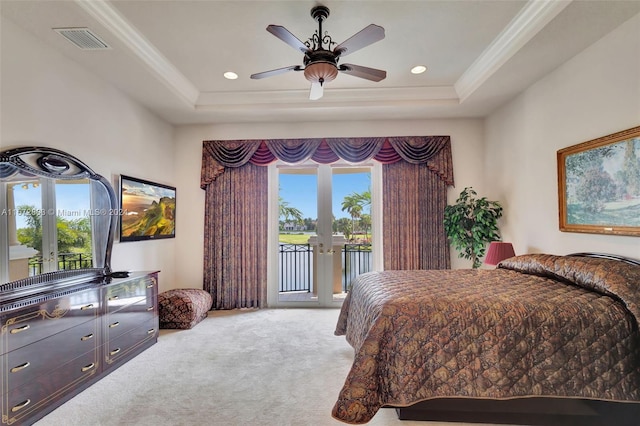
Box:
[455,0,572,103]
[196,86,459,107]
[74,0,571,114]
[75,0,199,107]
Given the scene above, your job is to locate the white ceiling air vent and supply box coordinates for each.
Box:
[53,27,111,50]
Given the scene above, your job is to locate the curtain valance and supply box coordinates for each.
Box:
[201,136,454,189]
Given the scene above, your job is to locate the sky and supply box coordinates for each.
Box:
[9,182,91,229]
[279,170,371,220]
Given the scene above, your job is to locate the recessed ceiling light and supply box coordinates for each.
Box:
[411,65,427,75]
[224,71,238,80]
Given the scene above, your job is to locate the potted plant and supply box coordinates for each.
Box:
[443,187,503,268]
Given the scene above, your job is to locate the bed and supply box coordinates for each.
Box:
[332,253,640,424]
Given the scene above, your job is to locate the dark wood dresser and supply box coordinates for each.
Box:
[0,271,159,425]
[0,147,163,425]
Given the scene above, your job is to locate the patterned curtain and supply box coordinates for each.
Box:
[201,136,454,309]
[383,161,450,270]
[202,162,267,309]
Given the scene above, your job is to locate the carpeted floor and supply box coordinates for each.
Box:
[35,309,492,426]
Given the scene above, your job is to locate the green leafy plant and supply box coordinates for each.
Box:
[443,187,504,268]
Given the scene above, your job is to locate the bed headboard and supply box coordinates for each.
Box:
[569,252,640,266]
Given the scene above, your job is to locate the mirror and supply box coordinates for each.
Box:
[0,147,117,285]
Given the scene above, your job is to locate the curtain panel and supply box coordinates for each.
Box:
[200,136,454,309]
[383,161,450,270]
[203,163,268,309]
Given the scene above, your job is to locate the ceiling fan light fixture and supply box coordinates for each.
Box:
[303,61,338,84]
[251,4,386,99]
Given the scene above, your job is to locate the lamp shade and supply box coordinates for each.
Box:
[484,242,516,265]
[304,62,338,83]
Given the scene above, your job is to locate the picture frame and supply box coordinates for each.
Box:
[119,175,176,242]
[557,125,640,236]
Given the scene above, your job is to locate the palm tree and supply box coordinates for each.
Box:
[279,198,304,230]
[356,190,371,208]
[285,206,304,228]
[335,217,352,241]
[341,194,363,238]
[359,214,371,242]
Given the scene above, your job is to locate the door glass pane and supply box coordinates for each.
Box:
[333,167,372,302]
[275,165,374,306]
[8,178,42,280]
[278,168,317,303]
[55,179,92,271]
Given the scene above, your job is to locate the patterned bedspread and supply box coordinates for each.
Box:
[332,254,640,424]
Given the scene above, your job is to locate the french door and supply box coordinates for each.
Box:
[267,160,382,308]
[1,177,93,283]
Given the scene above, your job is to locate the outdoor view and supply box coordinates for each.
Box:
[9,179,93,276]
[278,168,372,303]
[278,171,371,243]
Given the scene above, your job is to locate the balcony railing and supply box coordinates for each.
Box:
[28,252,93,276]
[278,243,372,293]
[279,243,312,293]
[343,243,372,292]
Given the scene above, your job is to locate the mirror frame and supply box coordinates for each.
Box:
[0,146,117,293]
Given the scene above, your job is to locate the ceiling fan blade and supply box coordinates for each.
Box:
[250,65,301,80]
[334,24,385,57]
[339,64,386,82]
[309,82,323,100]
[267,25,310,54]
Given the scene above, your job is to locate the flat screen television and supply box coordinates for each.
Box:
[119,175,176,242]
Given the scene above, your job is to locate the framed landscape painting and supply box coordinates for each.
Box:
[557,126,640,236]
[119,175,176,242]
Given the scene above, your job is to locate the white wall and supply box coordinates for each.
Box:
[1,17,177,289]
[173,119,486,287]
[6,7,637,290]
[485,13,640,259]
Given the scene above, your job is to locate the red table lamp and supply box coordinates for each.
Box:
[484,242,516,266]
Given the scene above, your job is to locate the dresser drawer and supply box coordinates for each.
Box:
[4,319,98,392]
[1,289,100,355]
[2,349,99,425]
[104,317,158,368]
[105,298,155,340]
[104,276,154,314]
[146,273,158,298]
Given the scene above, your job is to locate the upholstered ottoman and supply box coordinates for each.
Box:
[158,289,213,329]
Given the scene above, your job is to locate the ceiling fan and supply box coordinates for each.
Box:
[250,5,386,100]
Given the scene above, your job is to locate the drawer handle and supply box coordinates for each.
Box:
[80,304,94,310]
[81,333,94,341]
[110,348,121,356]
[147,328,156,335]
[11,399,31,413]
[109,322,120,328]
[81,363,95,372]
[109,295,119,301]
[10,362,30,373]
[10,324,30,334]
[146,306,154,311]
